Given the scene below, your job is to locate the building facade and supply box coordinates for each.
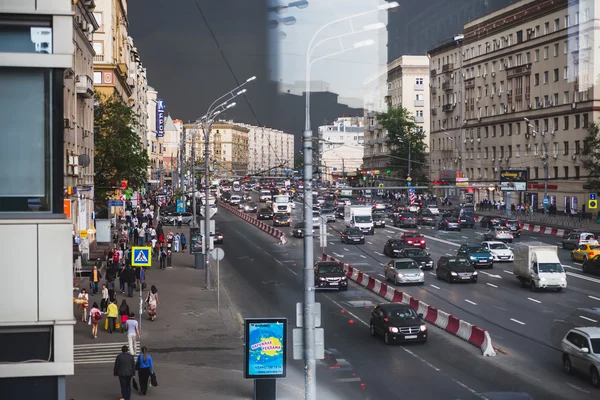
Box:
[0,0,76,397]
[64,0,98,242]
[242,124,294,175]
[318,117,364,181]
[428,0,599,211]
[146,86,164,183]
[363,56,430,175]
[127,37,148,148]
[162,115,180,174]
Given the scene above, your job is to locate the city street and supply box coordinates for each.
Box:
[217,198,598,400]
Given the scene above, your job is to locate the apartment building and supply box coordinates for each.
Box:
[318,117,364,181]
[363,56,430,176]
[0,1,75,397]
[128,38,148,148]
[162,115,180,174]
[429,0,598,211]
[64,0,98,241]
[241,124,294,175]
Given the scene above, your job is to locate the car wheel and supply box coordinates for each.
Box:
[384,331,391,345]
[530,281,537,292]
[562,355,573,374]
[591,367,600,387]
[369,324,376,337]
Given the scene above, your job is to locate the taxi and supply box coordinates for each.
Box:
[570,244,600,262]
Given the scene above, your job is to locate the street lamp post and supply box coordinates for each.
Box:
[302,4,398,399]
[525,118,552,212]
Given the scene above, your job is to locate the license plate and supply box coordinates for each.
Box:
[479,260,487,263]
[329,282,339,286]
[501,257,508,259]
[461,276,471,280]
[354,239,360,242]
[405,335,418,339]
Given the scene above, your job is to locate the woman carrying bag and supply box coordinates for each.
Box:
[135,346,155,395]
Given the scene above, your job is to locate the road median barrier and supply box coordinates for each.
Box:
[220,203,288,244]
[321,252,496,357]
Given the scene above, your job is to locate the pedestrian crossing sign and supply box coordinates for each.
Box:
[132,246,152,267]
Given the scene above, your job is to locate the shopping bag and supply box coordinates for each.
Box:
[115,320,121,329]
[104,318,109,330]
[150,372,158,387]
[132,377,139,392]
[87,316,92,326]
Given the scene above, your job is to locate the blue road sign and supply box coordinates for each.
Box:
[407,181,412,186]
[590,194,597,200]
[271,169,276,174]
[132,246,152,267]
[543,197,549,206]
[299,170,303,174]
[333,168,337,171]
[108,200,124,207]
[163,188,168,194]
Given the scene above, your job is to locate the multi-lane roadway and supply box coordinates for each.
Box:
[216,193,600,399]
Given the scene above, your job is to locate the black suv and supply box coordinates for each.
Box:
[383,239,410,257]
[369,303,427,345]
[314,262,348,291]
[273,213,291,227]
[257,208,274,220]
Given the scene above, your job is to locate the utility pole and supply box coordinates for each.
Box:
[204,120,212,288]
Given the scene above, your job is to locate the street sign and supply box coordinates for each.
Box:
[79,230,88,239]
[543,197,549,206]
[292,327,325,360]
[199,207,218,219]
[131,246,152,267]
[590,194,597,201]
[333,168,337,171]
[211,247,225,261]
[296,302,321,327]
[589,199,598,209]
[176,199,185,212]
[108,200,124,207]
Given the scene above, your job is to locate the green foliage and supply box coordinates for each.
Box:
[582,121,600,190]
[94,93,149,204]
[377,106,428,180]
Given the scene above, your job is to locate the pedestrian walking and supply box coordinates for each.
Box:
[101,284,109,312]
[177,214,183,228]
[107,274,116,302]
[77,288,89,322]
[174,233,180,252]
[146,285,159,321]
[123,266,136,297]
[159,248,167,270]
[113,345,135,400]
[180,233,187,251]
[90,265,102,295]
[126,312,141,356]
[89,302,102,338]
[106,299,119,334]
[119,299,130,333]
[136,346,154,395]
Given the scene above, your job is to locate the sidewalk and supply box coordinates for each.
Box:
[68,225,303,399]
[474,209,600,233]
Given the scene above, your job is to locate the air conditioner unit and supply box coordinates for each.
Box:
[470,139,474,143]
[483,73,487,78]
[552,153,558,159]
[72,166,80,176]
[527,144,531,149]
[492,158,495,162]
[68,156,75,166]
[572,155,577,160]
[464,139,468,143]
[478,117,482,122]
[450,73,454,79]
[532,132,536,137]
[491,72,496,77]
[75,15,83,25]
[81,21,88,31]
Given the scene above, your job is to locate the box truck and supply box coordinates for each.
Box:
[513,245,566,291]
[344,205,374,235]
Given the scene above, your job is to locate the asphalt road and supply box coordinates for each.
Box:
[217,197,599,399]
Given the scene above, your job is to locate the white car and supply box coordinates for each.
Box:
[407,204,419,213]
[426,205,440,215]
[484,227,514,243]
[481,241,514,262]
[561,327,600,387]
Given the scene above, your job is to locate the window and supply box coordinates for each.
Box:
[92,41,104,56]
[416,77,423,85]
[564,116,569,130]
[563,141,569,155]
[500,146,504,159]
[544,95,550,107]
[516,144,520,157]
[534,144,539,156]
[534,25,540,37]
[554,43,559,57]
[416,93,424,100]
[534,73,539,86]
[553,93,559,105]
[500,125,504,136]
[525,52,531,63]
[508,124,512,136]
[575,166,580,179]
[516,54,522,66]
[565,14,570,28]
[416,110,424,117]
[583,113,589,128]
[564,40,569,54]
[544,46,549,59]
[554,18,560,31]
[534,49,539,62]
[534,167,539,179]
[544,119,549,132]
[0,68,53,212]
[93,12,103,31]
[544,22,550,34]
[543,71,549,84]
[564,91,569,103]
[516,123,521,135]
[492,126,496,137]
[575,115,580,129]
[508,145,512,158]
[553,118,559,131]
[93,71,102,84]
[485,127,489,138]
[564,167,569,179]
[554,166,559,179]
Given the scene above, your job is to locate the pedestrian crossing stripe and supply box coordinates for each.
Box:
[131,246,152,267]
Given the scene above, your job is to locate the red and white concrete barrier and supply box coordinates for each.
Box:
[220,203,288,244]
[322,253,496,357]
[473,215,566,237]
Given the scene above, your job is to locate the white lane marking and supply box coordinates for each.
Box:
[562,265,579,270]
[343,248,350,252]
[367,241,373,245]
[360,255,367,259]
[465,299,477,306]
[461,235,469,239]
[374,251,384,256]
[378,274,386,279]
[387,235,392,238]
[589,295,600,301]
[502,270,514,275]
[566,271,600,284]
[527,297,542,304]
[333,252,345,258]
[479,271,502,279]
[445,253,453,256]
[430,284,440,290]
[493,305,508,311]
[380,263,385,266]
[275,259,283,265]
[385,230,394,234]
[580,315,598,323]
[486,283,498,288]
[510,318,526,325]
[566,382,590,394]
[428,272,436,276]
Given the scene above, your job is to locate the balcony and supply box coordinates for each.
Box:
[76,74,94,98]
[430,69,437,77]
[442,103,455,112]
[414,99,424,107]
[442,81,453,91]
[442,63,454,73]
[465,78,475,88]
[414,84,424,91]
[93,54,104,62]
[506,63,532,78]
[415,116,425,123]
[431,86,437,95]
[117,62,128,77]
[431,108,437,116]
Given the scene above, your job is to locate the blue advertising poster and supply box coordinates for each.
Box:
[244,318,287,379]
[176,199,185,213]
[156,99,165,138]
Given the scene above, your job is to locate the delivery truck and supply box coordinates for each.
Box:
[344,205,374,235]
[513,245,567,291]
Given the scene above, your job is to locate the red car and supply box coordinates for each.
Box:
[401,232,426,249]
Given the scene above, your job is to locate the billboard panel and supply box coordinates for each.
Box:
[156,99,165,138]
[244,318,287,379]
[499,169,527,191]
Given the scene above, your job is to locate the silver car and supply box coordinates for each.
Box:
[384,258,425,286]
[561,327,600,387]
[484,227,514,243]
[320,208,336,223]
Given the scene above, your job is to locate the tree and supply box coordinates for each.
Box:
[582,120,600,190]
[94,93,149,204]
[377,106,428,182]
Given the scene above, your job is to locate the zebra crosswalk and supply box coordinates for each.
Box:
[74,342,141,365]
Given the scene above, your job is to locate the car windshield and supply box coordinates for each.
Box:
[447,258,471,267]
[347,228,362,235]
[496,228,510,233]
[312,212,319,218]
[405,249,427,257]
[386,307,419,319]
[467,247,487,253]
[321,209,333,214]
[318,265,343,274]
[590,246,600,250]
[537,263,565,273]
[389,241,405,248]
[489,243,509,250]
[355,216,372,223]
[394,261,419,270]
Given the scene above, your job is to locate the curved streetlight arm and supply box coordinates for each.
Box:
[308,23,384,61]
[206,76,255,117]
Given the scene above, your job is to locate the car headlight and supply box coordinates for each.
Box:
[389,327,399,333]
[539,277,546,282]
[470,256,476,260]
[451,271,458,276]
[473,271,478,275]
[319,277,326,281]
[397,273,405,277]
[419,271,424,277]
[420,324,427,332]
[560,277,566,282]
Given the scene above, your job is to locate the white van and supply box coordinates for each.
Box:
[230,195,242,204]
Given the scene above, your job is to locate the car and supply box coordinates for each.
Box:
[417,209,437,226]
[436,256,478,283]
[257,208,273,220]
[385,258,425,285]
[312,211,321,227]
[426,205,440,215]
[213,231,224,244]
[334,207,345,219]
[237,201,247,210]
[393,213,418,228]
[483,227,514,242]
[458,214,475,228]
[561,327,600,387]
[401,232,426,249]
[383,239,410,257]
[372,211,386,228]
[292,222,313,238]
[583,255,600,275]
[406,204,419,213]
[340,227,365,244]
[397,248,434,270]
[502,219,523,237]
[372,202,387,211]
[438,217,461,231]
[314,261,348,291]
[320,208,336,223]
[243,202,258,213]
[481,241,514,262]
[273,213,291,227]
[457,244,494,268]
[571,244,600,262]
[563,232,599,250]
[479,216,501,229]
[230,195,242,205]
[369,303,427,345]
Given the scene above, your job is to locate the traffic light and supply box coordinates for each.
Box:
[121,180,128,190]
[386,170,391,174]
[245,176,250,181]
